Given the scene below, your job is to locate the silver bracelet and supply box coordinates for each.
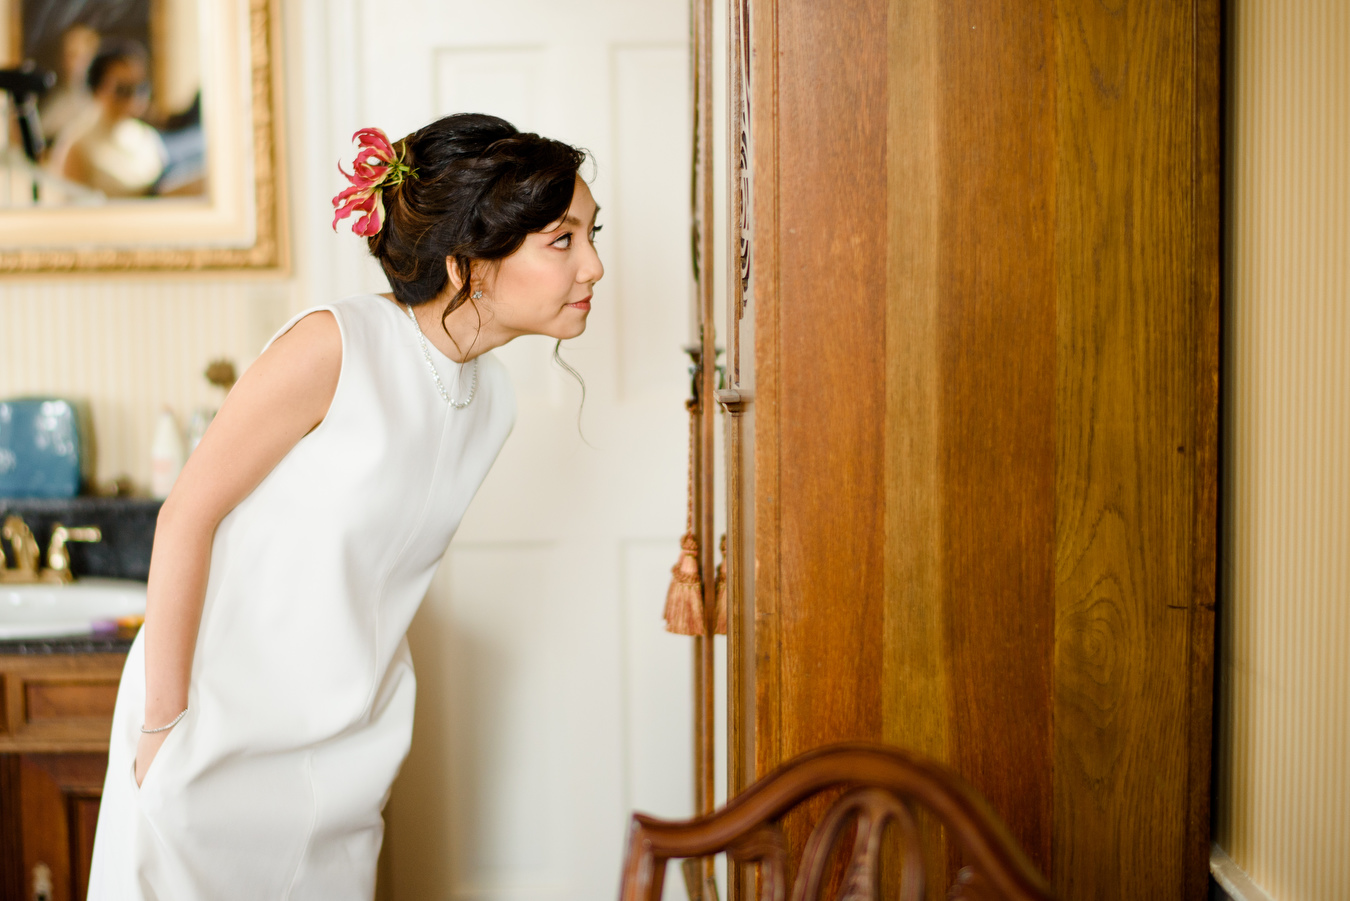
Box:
[141,707,188,734]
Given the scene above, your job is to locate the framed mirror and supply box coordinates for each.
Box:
[0,0,285,272]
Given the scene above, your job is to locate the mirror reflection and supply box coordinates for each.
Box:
[1,0,205,206]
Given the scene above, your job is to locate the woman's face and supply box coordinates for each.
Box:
[95,58,150,122]
[475,176,604,341]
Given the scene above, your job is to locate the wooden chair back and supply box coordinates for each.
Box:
[617,743,1055,901]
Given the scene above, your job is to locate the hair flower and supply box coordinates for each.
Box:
[331,127,415,236]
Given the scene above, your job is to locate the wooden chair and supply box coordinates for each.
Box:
[617,743,1055,901]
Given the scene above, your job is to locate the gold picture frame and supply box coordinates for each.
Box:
[0,0,287,273]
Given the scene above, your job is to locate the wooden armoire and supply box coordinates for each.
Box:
[705,2,1221,900]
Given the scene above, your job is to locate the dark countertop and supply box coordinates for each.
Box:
[0,634,136,656]
[0,496,160,582]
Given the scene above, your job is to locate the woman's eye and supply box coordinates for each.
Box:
[552,233,573,249]
[589,224,603,242]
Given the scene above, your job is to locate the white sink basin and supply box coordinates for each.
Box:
[0,578,148,641]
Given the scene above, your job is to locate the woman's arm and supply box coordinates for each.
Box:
[135,311,341,785]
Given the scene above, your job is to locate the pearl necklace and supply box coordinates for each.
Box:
[403,303,479,408]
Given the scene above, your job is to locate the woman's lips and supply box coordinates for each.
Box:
[567,296,592,311]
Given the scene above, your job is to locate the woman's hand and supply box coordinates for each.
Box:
[134,728,171,787]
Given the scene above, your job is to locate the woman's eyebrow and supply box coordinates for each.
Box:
[560,205,602,228]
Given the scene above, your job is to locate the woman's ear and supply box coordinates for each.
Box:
[445,257,490,297]
[445,257,467,293]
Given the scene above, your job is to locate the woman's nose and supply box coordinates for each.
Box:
[580,243,604,285]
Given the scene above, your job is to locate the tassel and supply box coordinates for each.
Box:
[665,532,705,635]
[713,533,727,635]
[666,399,706,636]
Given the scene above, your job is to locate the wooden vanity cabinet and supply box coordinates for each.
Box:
[0,652,126,901]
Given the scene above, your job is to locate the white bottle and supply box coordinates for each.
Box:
[150,409,185,499]
[185,407,215,456]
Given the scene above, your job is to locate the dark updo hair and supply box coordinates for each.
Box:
[87,39,148,92]
[370,113,587,325]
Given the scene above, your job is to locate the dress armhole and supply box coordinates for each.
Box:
[260,305,347,437]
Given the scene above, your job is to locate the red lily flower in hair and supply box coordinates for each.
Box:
[331,128,414,236]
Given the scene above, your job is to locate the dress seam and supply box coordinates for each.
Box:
[281,752,319,900]
[356,399,453,722]
[352,295,457,725]
[281,297,455,890]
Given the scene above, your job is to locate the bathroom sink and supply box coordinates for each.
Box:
[0,578,147,640]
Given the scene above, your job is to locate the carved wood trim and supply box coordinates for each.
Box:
[748,0,782,803]
[618,744,1056,901]
[723,11,754,901]
[690,1,720,897]
[791,788,923,901]
[727,0,752,385]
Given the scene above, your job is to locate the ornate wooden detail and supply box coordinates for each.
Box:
[617,744,1055,901]
[725,0,753,391]
[794,788,921,901]
[734,0,752,321]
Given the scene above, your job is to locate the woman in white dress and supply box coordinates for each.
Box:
[88,113,603,900]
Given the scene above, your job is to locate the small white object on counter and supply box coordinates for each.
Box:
[185,407,215,456]
[150,408,184,499]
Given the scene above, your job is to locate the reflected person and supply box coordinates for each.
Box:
[55,39,167,197]
[39,23,100,145]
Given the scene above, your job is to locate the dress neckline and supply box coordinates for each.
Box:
[374,293,488,367]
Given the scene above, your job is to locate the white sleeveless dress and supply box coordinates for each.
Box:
[89,293,516,900]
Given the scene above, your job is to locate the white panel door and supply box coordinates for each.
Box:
[299,3,701,899]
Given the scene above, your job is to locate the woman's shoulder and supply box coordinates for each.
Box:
[267,294,394,346]
[327,292,392,316]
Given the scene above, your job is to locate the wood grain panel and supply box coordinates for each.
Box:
[882,0,950,891]
[880,1,955,896]
[883,0,945,768]
[772,0,887,749]
[936,2,1058,874]
[0,755,21,901]
[17,754,107,901]
[1051,0,1200,897]
[750,0,783,786]
[25,682,120,722]
[765,0,888,885]
[71,795,101,901]
[0,656,127,753]
[747,1,1219,897]
[1185,3,1222,898]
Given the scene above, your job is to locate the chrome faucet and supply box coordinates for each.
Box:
[0,515,102,584]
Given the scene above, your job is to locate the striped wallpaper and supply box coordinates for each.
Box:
[1214,2,1350,900]
[0,281,294,491]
